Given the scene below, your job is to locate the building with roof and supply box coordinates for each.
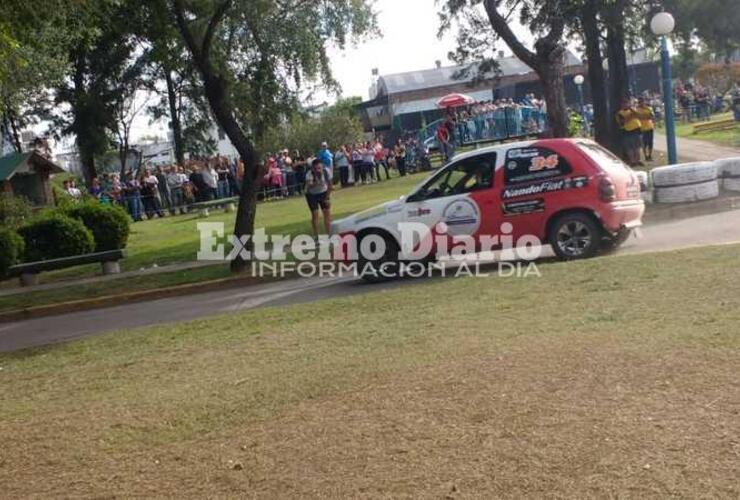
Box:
[356,50,660,136]
[356,52,584,134]
[0,151,64,206]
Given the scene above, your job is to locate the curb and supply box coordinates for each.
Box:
[0,273,284,324]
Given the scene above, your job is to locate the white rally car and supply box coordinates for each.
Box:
[332,138,645,281]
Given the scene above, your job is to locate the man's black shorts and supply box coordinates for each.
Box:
[642,129,654,148]
[622,129,642,150]
[306,191,330,211]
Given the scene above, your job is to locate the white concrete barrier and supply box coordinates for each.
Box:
[651,161,717,187]
[654,180,720,203]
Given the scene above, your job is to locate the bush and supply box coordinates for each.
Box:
[52,185,76,209]
[0,193,32,229]
[0,228,25,277]
[64,201,131,252]
[18,214,95,262]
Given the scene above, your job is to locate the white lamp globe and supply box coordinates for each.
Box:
[651,12,675,36]
[573,74,585,86]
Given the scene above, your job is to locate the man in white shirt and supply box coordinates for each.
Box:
[65,180,82,198]
[142,168,164,218]
[200,162,218,201]
[167,166,188,214]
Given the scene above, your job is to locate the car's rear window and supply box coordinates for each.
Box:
[504,146,572,185]
[577,141,631,174]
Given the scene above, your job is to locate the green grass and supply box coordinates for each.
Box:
[0,173,424,311]
[0,173,424,288]
[1,244,739,497]
[123,173,423,272]
[661,112,740,147]
[0,264,233,313]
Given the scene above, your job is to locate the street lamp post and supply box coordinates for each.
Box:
[651,12,678,165]
[573,74,585,113]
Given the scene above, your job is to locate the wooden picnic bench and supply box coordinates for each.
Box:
[190,197,239,217]
[8,249,128,287]
[693,118,737,134]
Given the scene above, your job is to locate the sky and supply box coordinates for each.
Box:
[325,0,462,101]
[324,0,542,101]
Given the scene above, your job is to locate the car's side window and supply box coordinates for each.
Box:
[411,153,496,201]
[504,147,572,185]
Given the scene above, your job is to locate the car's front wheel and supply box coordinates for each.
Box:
[357,232,400,283]
[548,213,602,260]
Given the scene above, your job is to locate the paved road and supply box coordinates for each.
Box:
[2,209,740,353]
[654,132,739,162]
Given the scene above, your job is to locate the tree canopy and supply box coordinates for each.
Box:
[259,97,366,157]
[665,0,740,62]
[440,0,571,137]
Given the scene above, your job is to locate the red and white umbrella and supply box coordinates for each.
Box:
[436,93,475,108]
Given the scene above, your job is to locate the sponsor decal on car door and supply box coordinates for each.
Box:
[498,143,578,238]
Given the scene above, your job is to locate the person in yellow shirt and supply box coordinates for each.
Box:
[615,97,642,166]
[636,97,655,161]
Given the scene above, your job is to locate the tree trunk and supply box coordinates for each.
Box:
[605,0,629,154]
[537,63,568,137]
[79,144,97,185]
[582,0,610,147]
[7,112,22,153]
[71,49,98,185]
[173,0,261,273]
[199,67,259,273]
[165,69,186,165]
[75,115,99,186]
[535,47,569,138]
[119,140,128,178]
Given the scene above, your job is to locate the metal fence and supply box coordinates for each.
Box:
[417,105,548,149]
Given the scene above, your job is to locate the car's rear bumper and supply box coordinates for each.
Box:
[600,199,645,233]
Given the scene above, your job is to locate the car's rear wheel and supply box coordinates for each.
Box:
[357,232,400,283]
[548,213,602,260]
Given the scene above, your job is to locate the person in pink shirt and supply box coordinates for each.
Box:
[263,156,284,199]
[373,140,390,181]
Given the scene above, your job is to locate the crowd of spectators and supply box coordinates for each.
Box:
[673,81,740,123]
[426,95,548,161]
[260,137,430,200]
[450,95,548,144]
[63,156,244,222]
[63,136,433,222]
[674,82,730,122]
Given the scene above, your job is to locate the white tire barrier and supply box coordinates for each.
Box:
[714,157,740,178]
[654,179,720,203]
[651,161,717,188]
[714,157,740,192]
[724,177,740,192]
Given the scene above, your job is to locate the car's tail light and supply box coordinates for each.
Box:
[598,175,616,202]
